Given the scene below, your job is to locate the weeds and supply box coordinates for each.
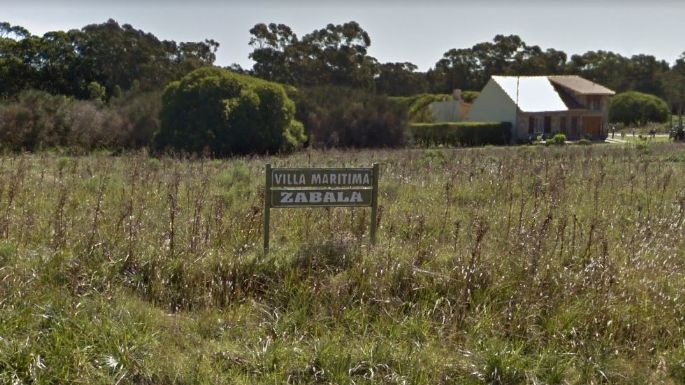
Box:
[1,144,684,384]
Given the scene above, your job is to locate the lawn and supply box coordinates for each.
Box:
[1,144,685,384]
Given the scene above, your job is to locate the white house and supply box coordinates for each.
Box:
[467,75,615,141]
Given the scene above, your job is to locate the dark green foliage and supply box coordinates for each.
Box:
[249,21,378,89]
[428,35,568,93]
[293,86,408,148]
[609,91,669,126]
[410,122,512,146]
[0,20,218,99]
[156,67,305,155]
[374,62,428,96]
[568,52,668,97]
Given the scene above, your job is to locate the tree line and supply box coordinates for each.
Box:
[0,20,218,100]
[246,22,685,108]
[1,19,684,153]
[3,19,685,103]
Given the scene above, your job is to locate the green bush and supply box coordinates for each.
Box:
[409,122,512,146]
[577,138,592,145]
[548,133,566,145]
[294,86,408,148]
[156,67,306,155]
[609,91,669,126]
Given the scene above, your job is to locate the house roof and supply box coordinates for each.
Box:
[492,76,568,113]
[490,75,615,113]
[548,75,615,95]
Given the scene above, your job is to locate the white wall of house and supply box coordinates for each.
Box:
[466,78,517,128]
[429,100,461,122]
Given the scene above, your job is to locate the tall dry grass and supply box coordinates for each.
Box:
[1,143,684,384]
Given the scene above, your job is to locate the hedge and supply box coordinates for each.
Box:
[410,122,512,146]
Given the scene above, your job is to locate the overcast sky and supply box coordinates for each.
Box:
[3,0,685,71]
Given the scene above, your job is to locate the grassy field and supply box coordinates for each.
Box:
[1,143,685,384]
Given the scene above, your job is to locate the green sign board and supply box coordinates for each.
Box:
[263,164,379,253]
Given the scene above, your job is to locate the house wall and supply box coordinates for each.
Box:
[466,79,518,130]
[568,92,611,137]
[517,110,607,140]
[429,100,461,122]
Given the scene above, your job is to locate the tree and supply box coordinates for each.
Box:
[0,20,219,99]
[293,85,407,148]
[609,91,669,126]
[0,22,42,96]
[428,35,566,93]
[156,67,305,155]
[248,23,298,84]
[624,54,669,96]
[248,21,378,89]
[568,51,630,93]
[429,48,484,93]
[374,62,428,96]
[661,54,685,125]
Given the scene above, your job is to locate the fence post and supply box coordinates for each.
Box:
[370,162,379,245]
[263,163,271,254]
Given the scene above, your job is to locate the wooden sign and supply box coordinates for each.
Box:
[263,164,379,253]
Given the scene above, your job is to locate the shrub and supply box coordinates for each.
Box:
[609,91,669,126]
[156,67,306,155]
[294,86,408,148]
[109,90,163,148]
[0,89,161,152]
[409,122,512,146]
[548,133,566,145]
[0,90,72,150]
[577,138,592,145]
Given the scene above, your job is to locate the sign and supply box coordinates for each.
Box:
[271,189,372,207]
[271,168,373,188]
[263,164,379,253]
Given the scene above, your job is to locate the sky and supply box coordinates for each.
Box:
[3,0,685,71]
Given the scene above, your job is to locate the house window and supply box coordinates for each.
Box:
[544,116,552,134]
[528,116,535,134]
[560,116,567,133]
[588,96,601,111]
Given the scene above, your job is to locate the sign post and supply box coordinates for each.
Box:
[263,163,379,253]
[264,163,272,254]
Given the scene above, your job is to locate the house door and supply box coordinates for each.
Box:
[583,116,602,137]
